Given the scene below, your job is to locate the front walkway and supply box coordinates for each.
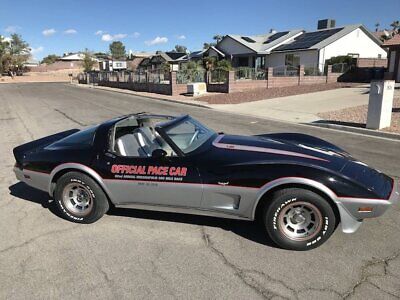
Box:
[210,86,375,123]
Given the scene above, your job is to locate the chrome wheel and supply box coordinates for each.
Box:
[278,201,322,241]
[62,183,94,216]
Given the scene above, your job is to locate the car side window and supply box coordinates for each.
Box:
[110,118,176,157]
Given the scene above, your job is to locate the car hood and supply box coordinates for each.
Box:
[212,133,353,172]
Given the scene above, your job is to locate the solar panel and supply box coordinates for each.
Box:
[263,31,289,44]
[241,36,256,43]
[274,28,343,51]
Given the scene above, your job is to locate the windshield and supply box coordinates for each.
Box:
[162,117,216,154]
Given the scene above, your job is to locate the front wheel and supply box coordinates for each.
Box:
[54,172,109,223]
[264,188,336,251]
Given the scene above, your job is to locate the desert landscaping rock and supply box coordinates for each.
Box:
[318,98,400,134]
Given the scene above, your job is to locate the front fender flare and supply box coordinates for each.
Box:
[252,177,362,233]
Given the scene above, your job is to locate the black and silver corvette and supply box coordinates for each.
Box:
[13,113,399,250]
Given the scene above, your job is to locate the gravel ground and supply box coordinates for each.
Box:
[200,83,358,104]
[318,98,400,134]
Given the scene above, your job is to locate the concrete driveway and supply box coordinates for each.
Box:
[211,85,400,123]
[0,83,399,299]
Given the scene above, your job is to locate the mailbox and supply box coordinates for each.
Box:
[366,80,395,129]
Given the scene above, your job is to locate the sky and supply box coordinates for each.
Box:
[0,0,399,61]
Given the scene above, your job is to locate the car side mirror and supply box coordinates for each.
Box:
[152,149,167,159]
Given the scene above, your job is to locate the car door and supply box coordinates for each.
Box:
[95,152,203,208]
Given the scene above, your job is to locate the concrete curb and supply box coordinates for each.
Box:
[309,122,400,141]
[70,83,212,109]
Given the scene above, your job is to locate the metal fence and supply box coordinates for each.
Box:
[234,67,266,80]
[272,66,299,77]
[209,69,228,84]
[176,68,206,84]
[147,69,170,84]
[131,70,147,83]
[303,64,325,76]
[84,70,172,84]
[331,63,350,73]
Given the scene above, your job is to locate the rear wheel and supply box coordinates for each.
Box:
[263,188,336,251]
[54,172,109,223]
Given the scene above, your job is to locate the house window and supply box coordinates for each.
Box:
[378,54,382,59]
[255,56,265,69]
[238,57,249,67]
[285,54,300,67]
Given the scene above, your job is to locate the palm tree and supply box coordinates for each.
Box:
[390,21,400,34]
[375,22,380,32]
[213,35,223,43]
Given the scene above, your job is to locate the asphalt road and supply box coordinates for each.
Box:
[1,83,399,300]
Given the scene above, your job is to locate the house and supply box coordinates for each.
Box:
[138,51,188,71]
[59,53,85,61]
[269,22,387,71]
[127,52,154,70]
[23,59,39,68]
[214,20,387,71]
[215,30,304,68]
[188,46,226,61]
[99,59,127,71]
[58,53,89,69]
[378,32,400,82]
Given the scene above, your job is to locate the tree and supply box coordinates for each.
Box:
[9,34,30,71]
[214,59,232,71]
[0,33,30,73]
[203,42,216,49]
[173,45,187,53]
[109,41,126,59]
[82,49,95,72]
[203,56,217,70]
[390,20,400,32]
[41,54,60,65]
[0,36,9,73]
[375,22,380,32]
[213,35,223,43]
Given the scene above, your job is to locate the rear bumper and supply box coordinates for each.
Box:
[13,166,50,192]
[337,179,399,233]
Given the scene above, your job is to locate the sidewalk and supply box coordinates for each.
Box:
[210,86,373,123]
[71,83,212,108]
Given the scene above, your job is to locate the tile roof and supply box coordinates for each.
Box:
[384,35,400,46]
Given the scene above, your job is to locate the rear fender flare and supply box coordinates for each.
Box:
[48,163,113,202]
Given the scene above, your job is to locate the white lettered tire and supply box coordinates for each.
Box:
[264,188,336,251]
[54,172,109,223]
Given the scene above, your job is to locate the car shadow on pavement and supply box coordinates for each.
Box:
[9,182,60,215]
[9,182,277,248]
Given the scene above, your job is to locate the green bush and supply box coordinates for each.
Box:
[325,55,354,66]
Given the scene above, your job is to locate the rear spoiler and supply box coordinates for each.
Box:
[13,129,79,165]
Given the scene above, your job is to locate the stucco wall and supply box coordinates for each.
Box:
[266,50,319,68]
[319,28,388,66]
[217,36,254,55]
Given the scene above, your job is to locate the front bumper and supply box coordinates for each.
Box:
[336,179,399,233]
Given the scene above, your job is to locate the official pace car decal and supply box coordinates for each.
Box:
[111,164,188,182]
